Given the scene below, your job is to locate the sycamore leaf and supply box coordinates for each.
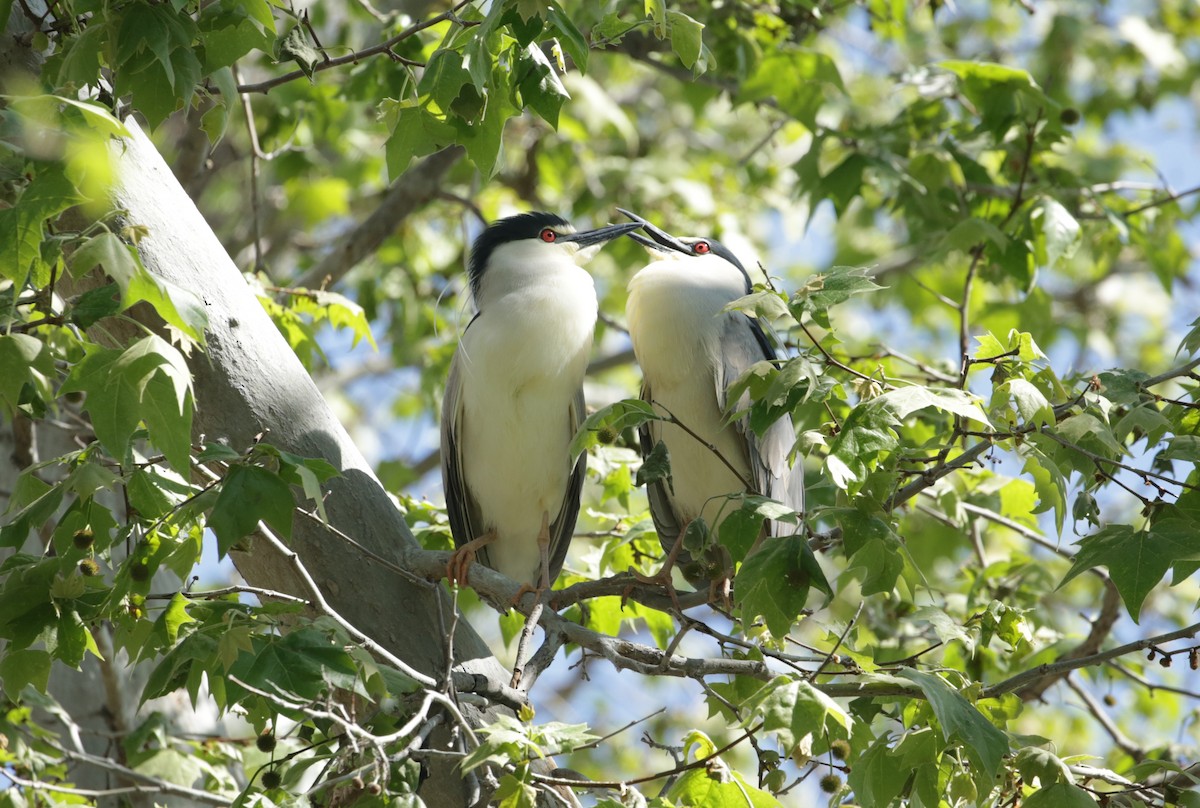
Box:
[1060,519,1200,621]
[995,378,1054,428]
[571,399,662,458]
[667,10,705,70]
[1023,783,1098,807]
[71,232,207,344]
[742,49,844,129]
[547,2,588,73]
[789,265,881,329]
[208,464,295,556]
[277,24,321,78]
[0,649,52,698]
[872,386,992,428]
[825,403,900,492]
[1015,746,1074,788]
[735,534,831,637]
[0,162,80,290]
[227,627,358,704]
[667,767,782,807]
[634,439,673,493]
[742,675,851,753]
[1032,198,1081,270]
[898,669,1009,784]
[0,334,54,417]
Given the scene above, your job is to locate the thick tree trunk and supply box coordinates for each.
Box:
[100,117,510,806]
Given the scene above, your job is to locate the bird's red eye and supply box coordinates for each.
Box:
[693,241,711,254]
[540,228,557,243]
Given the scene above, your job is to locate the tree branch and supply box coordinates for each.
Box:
[235,1,474,94]
[983,619,1200,699]
[294,145,465,290]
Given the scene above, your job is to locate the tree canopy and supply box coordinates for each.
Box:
[3,1,1200,806]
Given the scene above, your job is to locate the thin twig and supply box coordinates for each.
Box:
[237,0,474,94]
[983,619,1200,699]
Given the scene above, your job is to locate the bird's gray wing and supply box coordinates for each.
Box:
[543,388,586,582]
[441,349,486,555]
[638,382,683,553]
[715,313,803,534]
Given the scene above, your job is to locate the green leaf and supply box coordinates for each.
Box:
[56,608,95,668]
[384,104,457,178]
[516,43,570,128]
[1060,520,1200,621]
[667,767,782,807]
[113,2,203,128]
[462,714,544,774]
[59,335,194,468]
[789,265,881,329]
[873,386,992,428]
[941,217,1009,253]
[547,3,588,73]
[743,675,850,753]
[1023,452,1067,534]
[228,627,358,703]
[155,593,195,645]
[0,162,80,290]
[975,329,1047,363]
[741,49,844,128]
[571,399,661,458]
[69,282,123,328]
[1015,746,1073,788]
[718,495,800,564]
[1023,783,1099,807]
[897,669,1009,784]
[419,49,472,110]
[995,379,1054,428]
[198,0,275,71]
[847,737,909,808]
[452,76,513,179]
[667,10,704,70]
[939,60,1050,136]
[1055,413,1123,458]
[70,232,208,344]
[645,0,667,38]
[494,775,538,808]
[277,24,321,78]
[735,534,831,638]
[208,464,295,557]
[1032,198,1081,270]
[0,649,52,698]
[825,403,900,492]
[0,333,54,417]
[139,363,195,473]
[634,439,673,492]
[60,348,141,461]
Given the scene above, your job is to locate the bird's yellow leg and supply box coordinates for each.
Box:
[510,511,552,606]
[446,530,495,587]
[510,512,552,690]
[628,519,690,613]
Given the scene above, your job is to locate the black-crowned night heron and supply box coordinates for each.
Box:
[620,209,804,591]
[441,211,640,597]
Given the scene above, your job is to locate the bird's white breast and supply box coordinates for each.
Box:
[456,250,597,582]
[626,257,752,530]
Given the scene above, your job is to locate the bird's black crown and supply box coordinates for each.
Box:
[468,211,570,299]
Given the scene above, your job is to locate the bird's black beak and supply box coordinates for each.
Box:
[558,221,643,248]
[616,208,692,255]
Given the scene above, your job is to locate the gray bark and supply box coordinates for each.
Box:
[102,117,509,806]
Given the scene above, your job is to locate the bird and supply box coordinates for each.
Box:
[441,211,640,599]
[620,209,804,592]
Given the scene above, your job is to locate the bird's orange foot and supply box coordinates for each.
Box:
[627,566,685,613]
[509,582,543,608]
[446,547,476,587]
